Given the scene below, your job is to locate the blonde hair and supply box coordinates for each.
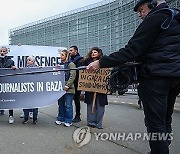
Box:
[61,49,70,61]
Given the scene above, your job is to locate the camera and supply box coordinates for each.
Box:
[109,62,140,95]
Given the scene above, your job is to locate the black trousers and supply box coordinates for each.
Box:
[138,77,180,154]
[9,110,13,116]
[74,88,81,117]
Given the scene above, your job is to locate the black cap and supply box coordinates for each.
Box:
[134,0,151,12]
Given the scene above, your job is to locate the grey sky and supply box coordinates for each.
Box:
[0,0,103,45]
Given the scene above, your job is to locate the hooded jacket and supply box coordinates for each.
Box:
[99,3,180,77]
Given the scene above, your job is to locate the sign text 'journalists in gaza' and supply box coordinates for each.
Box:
[0,81,63,93]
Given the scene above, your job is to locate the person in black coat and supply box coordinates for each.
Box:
[84,47,108,129]
[0,47,16,124]
[68,45,84,123]
[87,0,180,153]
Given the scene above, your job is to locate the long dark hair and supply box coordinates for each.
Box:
[84,47,103,64]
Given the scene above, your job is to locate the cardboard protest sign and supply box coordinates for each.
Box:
[78,68,111,94]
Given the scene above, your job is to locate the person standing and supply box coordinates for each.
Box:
[84,47,108,129]
[22,55,39,124]
[0,110,4,116]
[0,46,16,124]
[55,49,76,127]
[68,46,83,123]
[87,0,180,153]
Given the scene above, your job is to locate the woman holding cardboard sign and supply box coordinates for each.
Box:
[83,47,108,129]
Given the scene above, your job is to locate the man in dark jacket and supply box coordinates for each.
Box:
[87,0,180,154]
[68,46,83,123]
[0,47,16,124]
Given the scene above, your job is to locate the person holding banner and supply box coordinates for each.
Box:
[0,110,4,116]
[68,46,84,123]
[0,46,16,124]
[55,49,76,127]
[22,55,39,124]
[83,47,108,129]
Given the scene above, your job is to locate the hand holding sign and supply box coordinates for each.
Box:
[78,68,111,113]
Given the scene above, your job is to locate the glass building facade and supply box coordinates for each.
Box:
[9,0,179,56]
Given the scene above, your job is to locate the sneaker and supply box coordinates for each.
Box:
[29,112,33,119]
[20,113,24,118]
[64,123,72,127]
[55,120,63,125]
[22,120,28,124]
[72,116,81,123]
[33,120,37,124]
[9,116,14,124]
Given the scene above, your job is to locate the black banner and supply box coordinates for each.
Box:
[0,67,65,109]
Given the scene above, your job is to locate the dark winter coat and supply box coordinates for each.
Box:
[68,53,83,88]
[0,56,15,68]
[99,3,180,78]
[84,92,108,106]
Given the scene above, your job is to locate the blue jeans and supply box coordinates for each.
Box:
[23,108,38,121]
[57,93,73,123]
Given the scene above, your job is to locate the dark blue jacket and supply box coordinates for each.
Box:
[60,61,70,81]
[69,53,83,88]
[69,53,83,67]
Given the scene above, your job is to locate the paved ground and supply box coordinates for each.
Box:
[109,91,180,113]
[0,93,179,154]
